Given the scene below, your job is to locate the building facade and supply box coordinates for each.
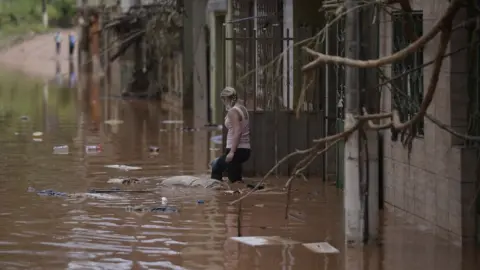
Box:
[208,0,479,245]
[379,0,478,245]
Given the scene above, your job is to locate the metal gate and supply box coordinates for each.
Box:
[322,16,346,188]
[223,1,325,178]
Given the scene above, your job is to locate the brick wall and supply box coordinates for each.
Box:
[379,0,477,245]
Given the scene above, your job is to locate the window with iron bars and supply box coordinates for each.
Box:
[391,11,424,136]
[466,9,480,147]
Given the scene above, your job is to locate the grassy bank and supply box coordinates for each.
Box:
[0,0,76,48]
[0,24,49,50]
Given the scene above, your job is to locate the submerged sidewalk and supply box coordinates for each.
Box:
[0,29,75,78]
[222,181,479,270]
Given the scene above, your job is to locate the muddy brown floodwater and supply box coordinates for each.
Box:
[0,69,478,270]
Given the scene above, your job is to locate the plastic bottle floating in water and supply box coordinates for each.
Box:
[53,145,69,155]
[85,145,102,153]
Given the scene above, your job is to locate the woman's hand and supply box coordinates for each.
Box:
[225,152,234,163]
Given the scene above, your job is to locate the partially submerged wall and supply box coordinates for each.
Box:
[379,0,477,245]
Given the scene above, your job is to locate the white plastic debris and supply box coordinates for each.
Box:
[161,197,168,205]
[107,178,124,184]
[32,131,43,137]
[53,145,69,155]
[104,165,142,171]
[85,145,102,154]
[302,242,339,254]
[210,135,222,145]
[162,120,184,124]
[104,119,124,125]
[230,236,300,247]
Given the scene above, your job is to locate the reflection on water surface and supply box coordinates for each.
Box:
[0,70,477,270]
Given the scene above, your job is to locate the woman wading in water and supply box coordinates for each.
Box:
[211,87,251,183]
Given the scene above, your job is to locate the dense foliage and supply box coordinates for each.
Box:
[0,0,76,37]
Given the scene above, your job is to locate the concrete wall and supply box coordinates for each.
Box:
[206,0,226,125]
[183,0,209,126]
[379,0,477,245]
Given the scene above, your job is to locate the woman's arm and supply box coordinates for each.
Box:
[227,109,242,153]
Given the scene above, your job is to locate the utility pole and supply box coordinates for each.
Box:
[364,5,379,241]
[344,0,363,245]
[225,0,234,87]
[41,0,48,27]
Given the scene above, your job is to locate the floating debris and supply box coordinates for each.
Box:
[32,131,43,137]
[162,120,184,124]
[302,242,339,254]
[126,205,178,213]
[224,190,242,195]
[149,146,160,152]
[104,119,124,125]
[53,145,69,155]
[107,178,141,185]
[85,145,102,153]
[230,236,300,247]
[210,135,222,145]
[104,165,142,171]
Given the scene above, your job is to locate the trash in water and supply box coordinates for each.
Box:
[230,236,300,247]
[53,145,69,155]
[162,120,184,124]
[149,146,160,152]
[85,145,102,153]
[33,138,43,142]
[33,131,43,137]
[14,132,19,136]
[210,135,222,145]
[224,190,242,195]
[20,116,29,121]
[161,197,168,205]
[254,204,264,208]
[302,242,339,254]
[197,200,205,204]
[104,119,124,125]
[104,164,142,171]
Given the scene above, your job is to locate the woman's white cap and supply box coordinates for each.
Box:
[220,86,236,97]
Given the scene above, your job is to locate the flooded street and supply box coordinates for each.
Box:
[0,68,477,270]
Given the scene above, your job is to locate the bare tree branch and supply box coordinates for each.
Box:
[229,0,471,206]
[301,0,462,71]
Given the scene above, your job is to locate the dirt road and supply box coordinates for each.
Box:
[0,29,76,78]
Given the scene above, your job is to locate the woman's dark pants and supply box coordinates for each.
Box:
[211,148,251,182]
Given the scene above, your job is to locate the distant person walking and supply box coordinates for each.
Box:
[68,32,76,58]
[210,87,251,183]
[54,31,62,55]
